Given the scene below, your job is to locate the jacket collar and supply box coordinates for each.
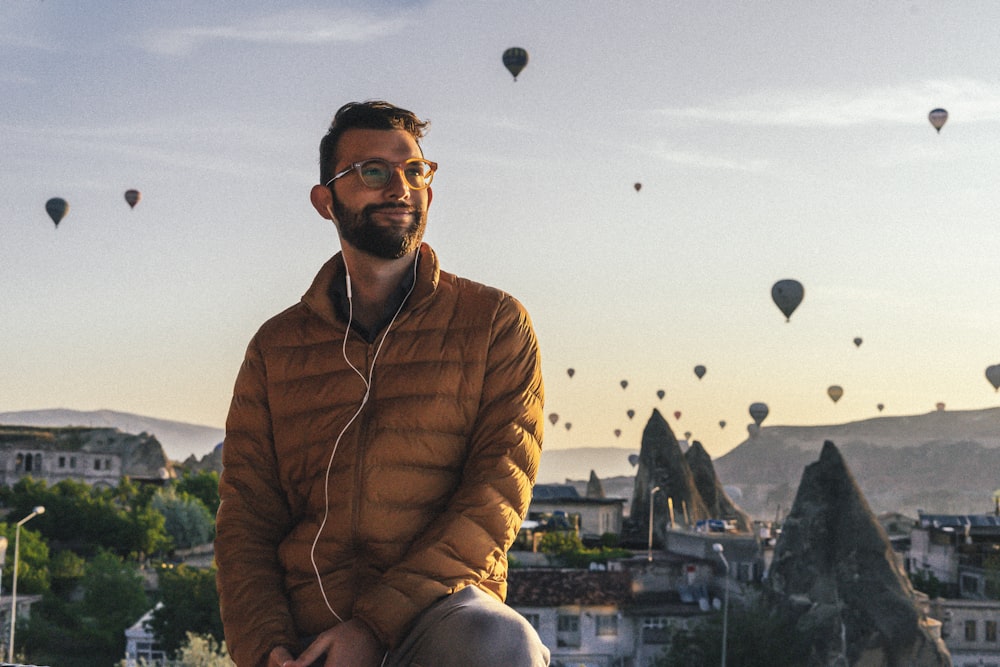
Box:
[301,243,441,330]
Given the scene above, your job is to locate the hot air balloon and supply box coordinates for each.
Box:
[749,402,769,427]
[567,368,575,379]
[124,189,141,209]
[615,429,622,438]
[694,365,706,379]
[935,402,946,412]
[626,409,635,420]
[877,403,885,412]
[929,108,948,133]
[853,337,863,348]
[771,279,804,322]
[502,47,528,80]
[986,364,1000,391]
[656,389,665,400]
[684,431,692,441]
[45,198,69,227]
[673,411,682,420]
[634,183,642,192]
[719,420,727,429]
[827,385,843,403]
[628,453,639,466]
[565,422,572,431]
[548,413,559,426]
[620,380,628,390]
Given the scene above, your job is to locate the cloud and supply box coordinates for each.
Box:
[141,9,412,56]
[654,79,1000,127]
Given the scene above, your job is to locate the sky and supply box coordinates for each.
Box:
[4,1,1000,460]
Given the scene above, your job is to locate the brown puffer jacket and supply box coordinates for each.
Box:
[215,244,544,667]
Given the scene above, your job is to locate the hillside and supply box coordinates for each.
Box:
[713,407,1000,519]
[0,409,223,463]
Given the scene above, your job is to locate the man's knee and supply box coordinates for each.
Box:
[397,587,549,666]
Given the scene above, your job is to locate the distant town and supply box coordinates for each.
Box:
[1,406,999,665]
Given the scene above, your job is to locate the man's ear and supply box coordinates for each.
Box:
[426,186,433,208]
[310,184,335,220]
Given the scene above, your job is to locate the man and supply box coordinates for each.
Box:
[215,101,548,667]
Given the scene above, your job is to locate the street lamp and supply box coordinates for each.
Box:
[647,486,661,562]
[713,543,729,667]
[9,506,44,663]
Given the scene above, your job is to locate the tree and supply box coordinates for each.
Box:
[150,565,225,657]
[151,486,215,550]
[655,590,810,667]
[175,471,221,516]
[6,477,170,558]
[21,550,149,667]
[0,521,50,594]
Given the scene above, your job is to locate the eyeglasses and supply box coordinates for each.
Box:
[326,157,438,190]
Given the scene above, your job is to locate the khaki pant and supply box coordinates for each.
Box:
[383,586,550,667]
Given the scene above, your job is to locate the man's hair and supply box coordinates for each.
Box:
[319,101,430,184]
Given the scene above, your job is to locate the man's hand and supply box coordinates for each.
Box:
[281,619,386,667]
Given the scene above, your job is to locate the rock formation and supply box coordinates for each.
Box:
[765,441,951,666]
[585,470,605,499]
[685,440,751,532]
[622,409,745,547]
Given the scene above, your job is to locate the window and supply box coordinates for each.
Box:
[59,456,66,468]
[595,613,619,636]
[70,456,77,469]
[557,614,580,648]
[986,620,997,642]
[965,620,977,642]
[557,615,579,632]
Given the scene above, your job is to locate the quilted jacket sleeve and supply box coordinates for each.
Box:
[351,293,544,648]
[215,337,299,667]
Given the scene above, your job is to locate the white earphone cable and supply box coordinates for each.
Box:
[309,253,419,625]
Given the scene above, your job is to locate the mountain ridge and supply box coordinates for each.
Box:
[0,409,223,463]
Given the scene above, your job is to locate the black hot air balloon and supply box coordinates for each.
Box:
[124,189,141,209]
[771,279,804,322]
[749,402,769,427]
[567,368,575,378]
[694,365,706,379]
[502,47,528,81]
[626,409,635,420]
[986,364,1000,392]
[853,337,863,348]
[656,389,665,400]
[45,198,69,227]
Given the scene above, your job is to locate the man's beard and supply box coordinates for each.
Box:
[333,198,427,260]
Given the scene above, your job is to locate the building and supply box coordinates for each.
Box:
[907,511,1000,599]
[507,563,721,667]
[0,426,174,489]
[529,484,626,543]
[929,598,1000,666]
[124,604,166,667]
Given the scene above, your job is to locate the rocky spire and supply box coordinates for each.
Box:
[685,440,752,532]
[623,409,710,547]
[586,470,606,499]
[765,441,951,666]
